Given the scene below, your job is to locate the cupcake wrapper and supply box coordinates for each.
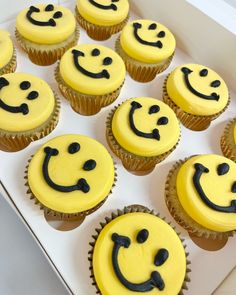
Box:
[55,65,124,115]
[221,118,236,162]
[24,158,117,221]
[75,8,128,41]
[0,48,17,75]
[165,157,234,239]
[106,105,180,174]
[115,36,174,82]
[0,92,60,152]
[163,76,230,131]
[15,27,79,66]
[88,205,191,295]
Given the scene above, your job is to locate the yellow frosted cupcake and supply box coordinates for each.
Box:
[116,19,176,82]
[0,73,60,152]
[221,119,236,162]
[106,97,180,175]
[0,29,17,75]
[26,134,116,220]
[16,4,79,65]
[55,44,126,115]
[75,0,129,41]
[163,64,229,131]
[165,154,236,250]
[89,205,190,295]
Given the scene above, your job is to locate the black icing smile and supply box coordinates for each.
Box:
[42,143,97,193]
[111,230,169,292]
[129,101,169,141]
[0,77,39,116]
[181,67,220,101]
[193,163,236,213]
[89,0,119,11]
[133,22,164,48]
[26,5,63,27]
[72,49,112,79]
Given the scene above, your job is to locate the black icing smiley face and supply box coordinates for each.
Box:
[26,4,63,27]
[89,0,120,11]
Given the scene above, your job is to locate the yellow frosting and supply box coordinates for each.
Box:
[28,134,115,214]
[0,73,55,132]
[16,4,76,44]
[233,122,236,145]
[59,44,126,95]
[112,97,180,157]
[166,64,229,116]
[176,154,236,232]
[77,0,129,26]
[0,30,14,68]
[120,20,176,63]
[93,212,186,295]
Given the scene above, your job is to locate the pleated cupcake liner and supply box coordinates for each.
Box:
[15,27,79,66]
[221,118,236,162]
[75,7,129,41]
[115,36,174,82]
[106,104,180,175]
[24,157,117,221]
[55,65,124,116]
[165,157,234,240]
[0,92,60,152]
[163,75,230,131]
[88,205,191,295]
[0,48,17,75]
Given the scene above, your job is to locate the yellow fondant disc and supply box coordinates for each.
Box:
[0,29,14,68]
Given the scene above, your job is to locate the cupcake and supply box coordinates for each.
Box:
[0,73,60,152]
[221,119,236,162]
[115,19,176,82]
[26,134,116,221]
[163,64,229,131]
[16,4,79,66]
[106,97,180,175]
[89,205,190,295]
[0,29,17,75]
[55,44,126,115]
[75,0,129,41]
[165,154,236,250]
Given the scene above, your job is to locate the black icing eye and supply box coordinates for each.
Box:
[157,31,165,38]
[149,105,160,114]
[154,249,169,266]
[148,23,157,30]
[83,159,97,171]
[231,181,236,193]
[27,91,39,100]
[211,80,221,88]
[68,142,80,154]
[103,57,113,66]
[199,69,208,77]
[91,48,100,56]
[157,116,168,125]
[45,4,54,11]
[136,229,149,243]
[20,81,31,90]
[53,11,63,19]
[217,163,230,176]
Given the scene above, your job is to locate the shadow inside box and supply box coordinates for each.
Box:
[208,119,228,154]
[147,72,168,99]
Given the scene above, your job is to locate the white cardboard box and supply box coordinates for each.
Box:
[1,1,236,294]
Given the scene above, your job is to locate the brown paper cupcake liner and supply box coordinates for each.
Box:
[0,48,17,75]
[0,92,60,152]
[115,36,174,82]
[106,105,180,174]
[24,157,117,221]
[15,27,79,66]
[221,118,236,162]
[88,205,191,295]
[55,65,124,115]
[75,7,128,41]
[165,157,233,240]
[163,76,230,131]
